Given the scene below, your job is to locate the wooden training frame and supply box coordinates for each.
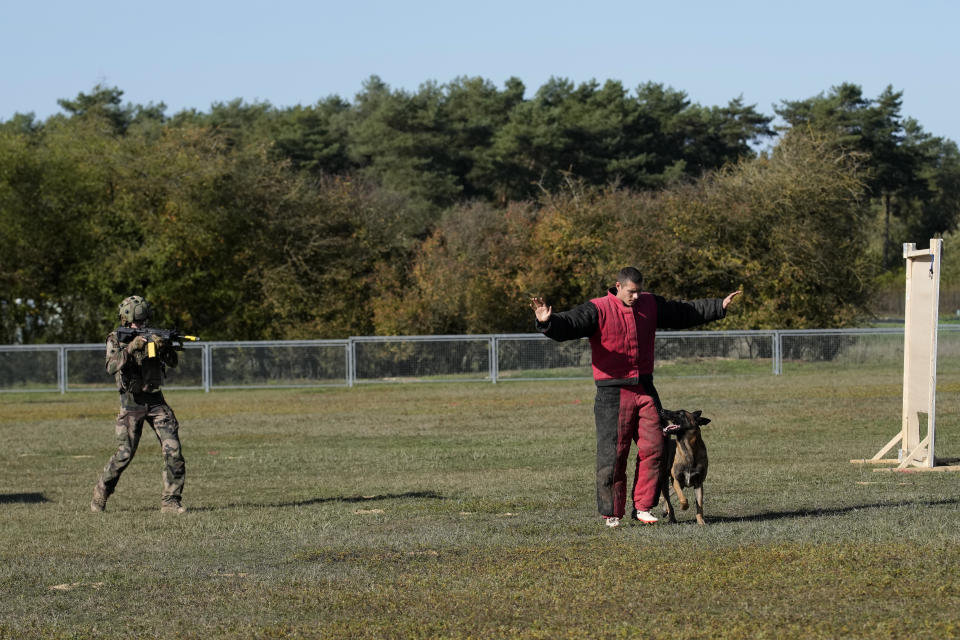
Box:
[853,238,960,471]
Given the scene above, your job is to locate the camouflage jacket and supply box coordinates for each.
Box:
[105,331,178,408]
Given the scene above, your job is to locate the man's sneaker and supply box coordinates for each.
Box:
[160,500,186,514]
[90,485,107,512]
[603,516,621,528]
[633,509,659,525]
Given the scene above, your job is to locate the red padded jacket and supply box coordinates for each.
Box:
[588,290,657,382]
[537,287,726,386]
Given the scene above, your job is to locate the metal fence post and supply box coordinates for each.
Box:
[347,338,355,387]
[59,345,66,394]
[490,336,498,384]
[773,331,782,375]
[202,343,211,392]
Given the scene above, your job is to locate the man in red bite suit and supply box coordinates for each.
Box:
[530,267,739,528]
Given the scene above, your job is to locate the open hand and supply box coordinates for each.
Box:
[530,297,552,323]
[722,290,742,309]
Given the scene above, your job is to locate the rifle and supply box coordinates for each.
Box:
[116,327,200,357]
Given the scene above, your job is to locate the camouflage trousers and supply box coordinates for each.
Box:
[96,403,185,502]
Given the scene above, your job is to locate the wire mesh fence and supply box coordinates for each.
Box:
[2,327,959,393]
[208,341,348,389]
[351,336,493,383]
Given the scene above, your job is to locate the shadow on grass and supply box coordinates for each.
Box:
[704,496,960,525]
[0,492,49,504]
[162,490,447,513]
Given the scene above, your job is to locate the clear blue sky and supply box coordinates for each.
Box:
[3,0,958,143]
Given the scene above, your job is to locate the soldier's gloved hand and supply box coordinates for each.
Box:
[150,334,166,351]
[126,335,148,354]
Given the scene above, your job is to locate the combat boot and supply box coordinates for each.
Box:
[90,483,107,512]
[160,498,186,514]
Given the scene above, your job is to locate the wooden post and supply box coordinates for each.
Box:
[852,239,958,471]
[900,240,941,468]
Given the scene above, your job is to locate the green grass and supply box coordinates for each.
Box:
[2,370,960,639]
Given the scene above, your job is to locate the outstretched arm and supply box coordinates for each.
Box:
[656,288,740,330]
[530,297,599,341]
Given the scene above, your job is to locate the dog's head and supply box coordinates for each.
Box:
[659,409,710,436]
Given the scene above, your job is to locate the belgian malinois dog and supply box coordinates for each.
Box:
[659,409,711,525]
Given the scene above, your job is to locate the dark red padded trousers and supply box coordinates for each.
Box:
[594,382,664,519]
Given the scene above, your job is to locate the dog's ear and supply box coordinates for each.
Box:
[691,410,711,426]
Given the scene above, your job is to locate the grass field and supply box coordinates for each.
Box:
[2,369,960,639]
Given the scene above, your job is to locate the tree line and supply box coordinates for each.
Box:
[1,77,958,343]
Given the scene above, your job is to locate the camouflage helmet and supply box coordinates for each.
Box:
[117,295,152,325]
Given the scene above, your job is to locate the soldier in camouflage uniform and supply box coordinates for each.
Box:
[90,295,186,514]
